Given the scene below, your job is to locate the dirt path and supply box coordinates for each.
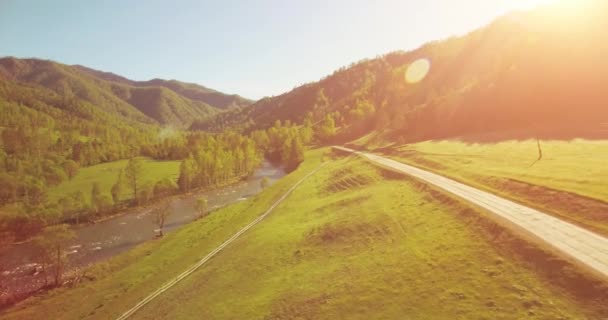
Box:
[334,146,608,280]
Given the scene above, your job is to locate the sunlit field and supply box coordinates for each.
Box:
[3,149,606,319]
[375,139,608,235]
[48,158,180,204]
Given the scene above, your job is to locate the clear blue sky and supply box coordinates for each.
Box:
[0,0,548,99]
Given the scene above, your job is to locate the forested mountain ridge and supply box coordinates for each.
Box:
[73,65,252,110]
[195,2,608,142]
[0,57,251,127]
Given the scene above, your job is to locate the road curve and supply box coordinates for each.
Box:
[115,163,326,320]
[334,146,608,280]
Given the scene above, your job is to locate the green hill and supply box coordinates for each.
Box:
[195,2,608,141]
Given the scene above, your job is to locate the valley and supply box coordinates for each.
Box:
[1,1,608,319]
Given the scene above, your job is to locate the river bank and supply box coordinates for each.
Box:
[0,160,285,309]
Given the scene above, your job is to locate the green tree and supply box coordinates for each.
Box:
[317,114,336,142]
[177,156,196,193]
[91,182,101,212]
[124,158,144,204]
[288,138,305,170]
[111,171,124,205]
[70,191,88,224]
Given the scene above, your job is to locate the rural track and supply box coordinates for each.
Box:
[334,146,608,280]
[115,163,326,320]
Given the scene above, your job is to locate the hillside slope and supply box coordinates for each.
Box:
[0,57,251,128]
[195,1,608,141]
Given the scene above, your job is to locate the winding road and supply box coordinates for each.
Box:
[334,146,608,280]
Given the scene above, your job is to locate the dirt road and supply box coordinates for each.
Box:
[334,146,608,279]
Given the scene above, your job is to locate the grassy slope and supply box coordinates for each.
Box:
[369,139,608,235]
[1,150,325,320]
[5,149,604,319]
[49,158,180,204]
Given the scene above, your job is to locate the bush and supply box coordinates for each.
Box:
[137,184,154,206]
[153,178,178,198]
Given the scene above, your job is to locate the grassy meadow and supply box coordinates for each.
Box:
[370,139,608,236]
[48,158,181,204]
[3,148,606,319]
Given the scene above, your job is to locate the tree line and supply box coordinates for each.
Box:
[0,125,310,241]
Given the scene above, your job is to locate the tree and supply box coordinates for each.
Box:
[260,177,270,190]
[62,160,79,179]
[177,156,196,193]
[70,191,87,224]
[195,197,208,219]
[111,171,124,205]
[313,88,330,119]
[124,158,143,204]
[154,202,171,237]
[91,182,101,212]
[317,114,336,142]
[287,138,305,170]
[137,184,153,206]
[94,195,112,215]
[153,178,177,198]
[32,224,75,287]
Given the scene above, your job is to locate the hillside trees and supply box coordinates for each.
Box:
[251,120,310,170]
[177,133,263,191]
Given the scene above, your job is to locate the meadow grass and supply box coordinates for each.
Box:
[375,139,608,235]
[0,150,325,320]
[48,158,180,204]
[4,148,604,319]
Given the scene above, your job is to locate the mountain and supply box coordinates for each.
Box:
[194,1,608,142]
[0,58,251,128]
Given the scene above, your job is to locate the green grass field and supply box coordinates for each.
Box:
[3,148,605,319]
[48,158,180,204]
[370,139,608,236]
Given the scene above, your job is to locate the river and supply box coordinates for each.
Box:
[0,160,285,302]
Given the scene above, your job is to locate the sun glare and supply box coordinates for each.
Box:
[405,58,430,84]
[511,0,558,10]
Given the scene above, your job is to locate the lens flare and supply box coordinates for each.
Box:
[405,58,430,84]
